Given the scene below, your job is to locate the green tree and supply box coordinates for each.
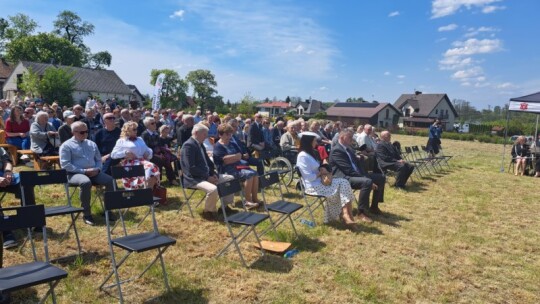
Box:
[237,93,256,115]
[39,67,76,106]
[186,69,218,106]
[19,67,40,98]
[6,32,84,66]
[149,69,189,109]
[53,10,94,48]
[87,51,112,69]
[3,14,38,41]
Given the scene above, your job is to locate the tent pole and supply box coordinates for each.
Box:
[500,101,511,172]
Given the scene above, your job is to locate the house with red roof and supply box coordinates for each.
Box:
[256,101,292,117]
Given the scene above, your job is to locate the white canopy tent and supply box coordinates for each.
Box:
[500,91,540,172]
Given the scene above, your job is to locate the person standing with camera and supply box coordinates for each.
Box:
[426,119,443,158]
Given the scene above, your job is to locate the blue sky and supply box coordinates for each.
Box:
[3,0,540,109]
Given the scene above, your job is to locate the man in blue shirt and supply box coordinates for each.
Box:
[59,121,114,225]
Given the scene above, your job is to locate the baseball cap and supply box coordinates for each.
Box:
[63,110,76,119]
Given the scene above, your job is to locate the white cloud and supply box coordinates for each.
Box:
[431,0,503,18]
[438,24,458,32]
[482,5,505,13]
[439,56,474,70]
[319,86,328,91]
[388,11,400,17]
[495,82,516,89]
[451,66,484,79]
[170,10,185,19]
[436,37,448,43]
[464,26,499,38]
[444,38,502,57]
[397,75,406,79]
[383,71,391,76]
[293,45,305,53]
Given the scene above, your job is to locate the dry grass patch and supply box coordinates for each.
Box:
[2,135,539,303]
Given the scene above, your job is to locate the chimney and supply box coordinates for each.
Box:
[415,91,422,95]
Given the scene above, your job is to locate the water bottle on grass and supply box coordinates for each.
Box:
[300,218,315,228]
[283,249,299,259]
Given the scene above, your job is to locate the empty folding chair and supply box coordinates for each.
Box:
[174,159,204,217]
[19,170,84,257]
[0,205,68,304]
[293,167,326,226]
[420,145,445,171]
[412,146,441,173]
[403,146,429,177]
[215,179,269,267]
[258,171,303,239]
[99,189,176,304]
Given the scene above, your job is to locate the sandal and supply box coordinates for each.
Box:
[245,201,259,209]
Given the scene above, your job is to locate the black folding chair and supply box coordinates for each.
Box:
[19,170,84,257]
[110,165,158,231]
[175,159,204,217]
[293,167,326,226]
[0,205,68,304]
[99,189,176,304]
[258,171,303,239]
[215,179,269,267]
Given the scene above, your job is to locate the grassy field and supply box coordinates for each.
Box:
[2,135,540,303]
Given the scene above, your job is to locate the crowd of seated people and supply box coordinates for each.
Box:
[0,95,439,249]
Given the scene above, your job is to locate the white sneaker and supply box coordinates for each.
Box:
[21,155,30,160]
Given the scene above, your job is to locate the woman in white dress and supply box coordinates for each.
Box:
[111,121,160,189]
[296,134,356,226]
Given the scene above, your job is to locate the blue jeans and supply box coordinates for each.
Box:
[7,136,30,149]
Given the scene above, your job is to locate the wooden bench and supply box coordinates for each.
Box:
[0,144,19,166]
[17,150,60,170]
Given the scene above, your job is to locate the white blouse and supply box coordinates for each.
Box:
[111,137,153,160]
[296,151,322,189]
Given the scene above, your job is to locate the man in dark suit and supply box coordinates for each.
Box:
[271,120,285,151]
[180,124,234,221]
[176,114,194,147]
[329,129,386,222]
[248,113,265,152]
[376,131,415,189]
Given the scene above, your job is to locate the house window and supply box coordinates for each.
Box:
[385,109,389,119]
[435,109,438,115]
[405,109,410,116]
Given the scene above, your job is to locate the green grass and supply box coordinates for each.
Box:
[2,135,540,303]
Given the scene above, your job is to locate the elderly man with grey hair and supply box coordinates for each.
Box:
[180,123,234,221]
[59,121,115,226]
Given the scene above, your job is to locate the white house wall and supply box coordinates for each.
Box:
[429,99,456,131]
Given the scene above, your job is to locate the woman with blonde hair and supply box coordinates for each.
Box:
[511,136,529,176]
[111,121,160,189]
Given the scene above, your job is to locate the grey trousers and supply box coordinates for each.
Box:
[68,172,114,216]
